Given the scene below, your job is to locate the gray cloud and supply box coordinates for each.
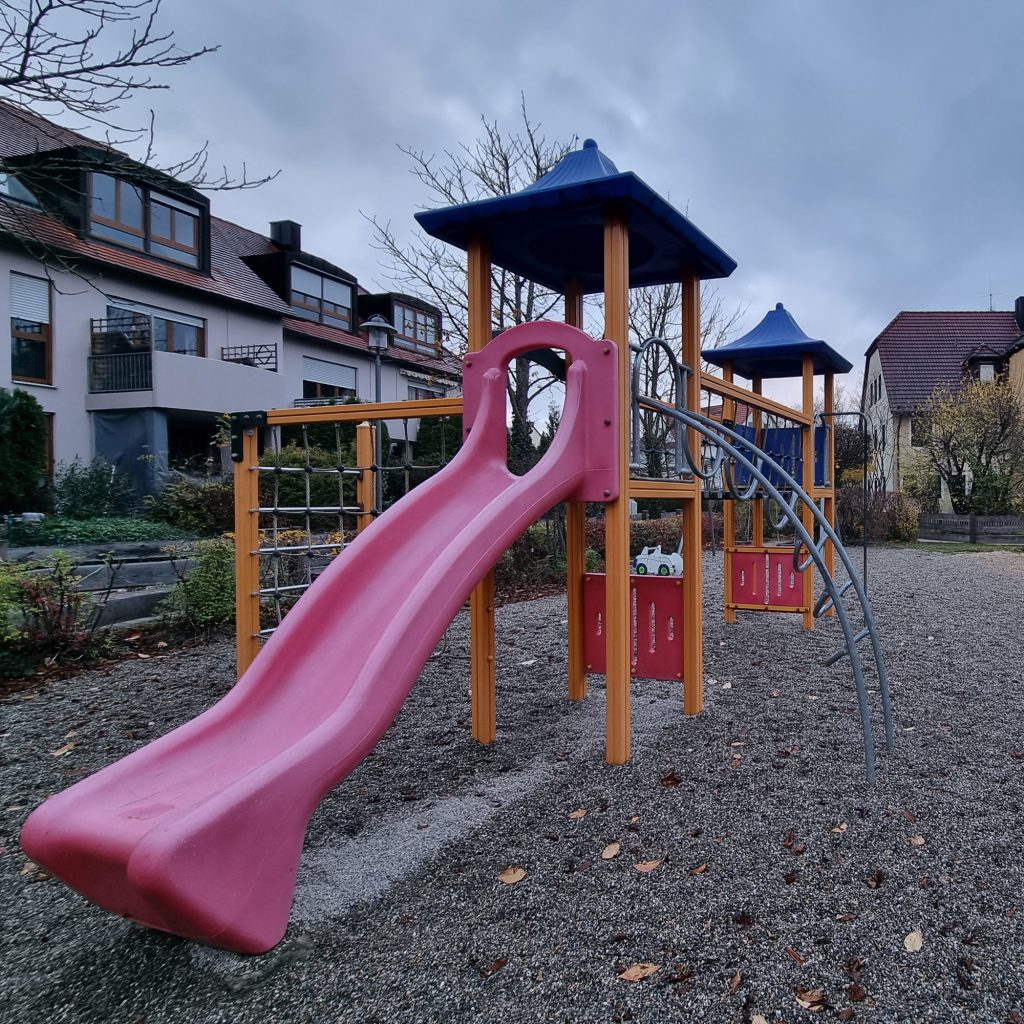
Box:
[100,0,1024,380]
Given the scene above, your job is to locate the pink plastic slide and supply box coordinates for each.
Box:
[22,322,618,954]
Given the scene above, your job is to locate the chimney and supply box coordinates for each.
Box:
[270,220,302,252]
[1015,296,1024,332]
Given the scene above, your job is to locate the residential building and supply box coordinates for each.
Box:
[0,101,459,495]
[862,304,1024,507]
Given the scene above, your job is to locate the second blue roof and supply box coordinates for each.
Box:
[703,302,853,379]
[415,139,736,294]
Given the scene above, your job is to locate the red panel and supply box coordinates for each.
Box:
[730,550,765,605]
[766,549,803,608]
[582,573,685,680]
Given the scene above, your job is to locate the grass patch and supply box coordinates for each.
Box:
[8,516,195,546]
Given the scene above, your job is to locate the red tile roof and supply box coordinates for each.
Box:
[868,311,1022,413]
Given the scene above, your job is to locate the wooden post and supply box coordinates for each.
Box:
[801,354,815,631]
[234,427,262,678]
[823,372,835,614]
[681,273,704,714]
[355,421,375,534]
[722,360,737,625]
[564,281,587,702]
[467,237,497,744]
[752,377,764,547]
[603,212,631,764]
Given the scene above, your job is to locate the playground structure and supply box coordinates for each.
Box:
[21,138,892,954]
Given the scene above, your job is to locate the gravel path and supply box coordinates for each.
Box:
[2,547,1023,1024]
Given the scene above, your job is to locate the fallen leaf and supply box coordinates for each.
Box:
[734,910,754,929]
[752,1016,770,1024]
[730,970,741,994]
[480,957,507,977]
[904,929,924,952]
[602,842,621,860]
[791,843,807,856]
[721,681,732,689]
[848,982,868,1002]
[125,632,141,642]
[156,641,168,649]
[843,956,864,982]
[50,743,75,758]
[866,869,886,889]
[19,860,37,876]
[568,809,587,820]
[730,754,743,769]
[137,652,151,659]
[782,829,795,849]
[795,986,827,1011]
[661,770,681,786]
[619,963,661,982]
[903,808,917,822]
[496,866,526,885]
[633,859,662,873]
[769,688,781,697]
[838,1009,855,1022]
[629,815,639,823]
[908,835,926,847]
[836,912,858,923]
[832,822,849,834]
[784,869,798,884]
[690,863,708,875]
[785,946,805,966]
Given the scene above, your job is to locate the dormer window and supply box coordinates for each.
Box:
[394,301,439,354]
[88,172,202,269]
[978,362,995,382]
[290,266,352,330]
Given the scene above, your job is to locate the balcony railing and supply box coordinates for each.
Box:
[221,344,278,372]
[88,351,153,393]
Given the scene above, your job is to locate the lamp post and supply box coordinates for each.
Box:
[361,314,397,514]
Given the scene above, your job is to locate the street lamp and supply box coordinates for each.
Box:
[360,314,397,514]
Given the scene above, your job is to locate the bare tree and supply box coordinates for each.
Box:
[629,280,746,475]
[0,0,275,190]
[368,99,573,473]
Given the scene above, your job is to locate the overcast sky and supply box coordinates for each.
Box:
[95,0,1024,389]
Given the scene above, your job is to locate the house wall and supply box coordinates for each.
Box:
[862,348,898,491]
[3,248,286,468]
[1010,347,1024,400]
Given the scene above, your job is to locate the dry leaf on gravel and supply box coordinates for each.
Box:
[904,929,924,952]
[602,842,621,860]
[496,867,526,885]
[19,860,37,876]
[660,770,681,786]
[619,963,661,982]
[50,743,74,757]
[730,971,741,993]
[795,986,827,1011]
[832,822,848,834]
[752,1016,769,1024]
[785,946,805,966]
[480,958,507,977]
[568,809,587,820]
[903,808,916,822]
[908,835,926,847]
[837,1010,855,1022]
[633,859,662,873]
[691,862,708,875]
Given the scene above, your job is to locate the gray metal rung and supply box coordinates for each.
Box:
[824,625,870,667]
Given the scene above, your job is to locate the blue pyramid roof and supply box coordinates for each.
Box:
[703,302,853,379]
[415,139,736,294]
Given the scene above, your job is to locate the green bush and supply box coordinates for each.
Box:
[0,552,113,678]
[0,387,47,514]
[52,457,138,517]
[836,488,920,542]
[145,477,234,536]
[160,539,235,628]
[8,516,193,546]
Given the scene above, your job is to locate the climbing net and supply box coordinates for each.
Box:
[252,410,462,642]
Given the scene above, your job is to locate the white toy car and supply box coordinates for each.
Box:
[632,545,683,577]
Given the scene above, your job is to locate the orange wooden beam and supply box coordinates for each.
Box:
[823,372,836,615]
[355,421,375,534]
[234,427,262,679]
[603,213,631,764]
[681,273,704,714]
[564,280,588,702]
[266,397,462,426]
[722,360,737,625]
[752,377,764,547]
[467,237,496,744]
[801,354,815,631]
[703,376,811,425]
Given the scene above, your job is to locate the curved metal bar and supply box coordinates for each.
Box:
[639,394,894,777]
[630,336,688,477]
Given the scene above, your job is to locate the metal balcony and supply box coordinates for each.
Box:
[88,351,153,393]
[221,344,278,372]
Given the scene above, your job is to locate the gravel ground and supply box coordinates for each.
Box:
[2,546,1023,1024]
